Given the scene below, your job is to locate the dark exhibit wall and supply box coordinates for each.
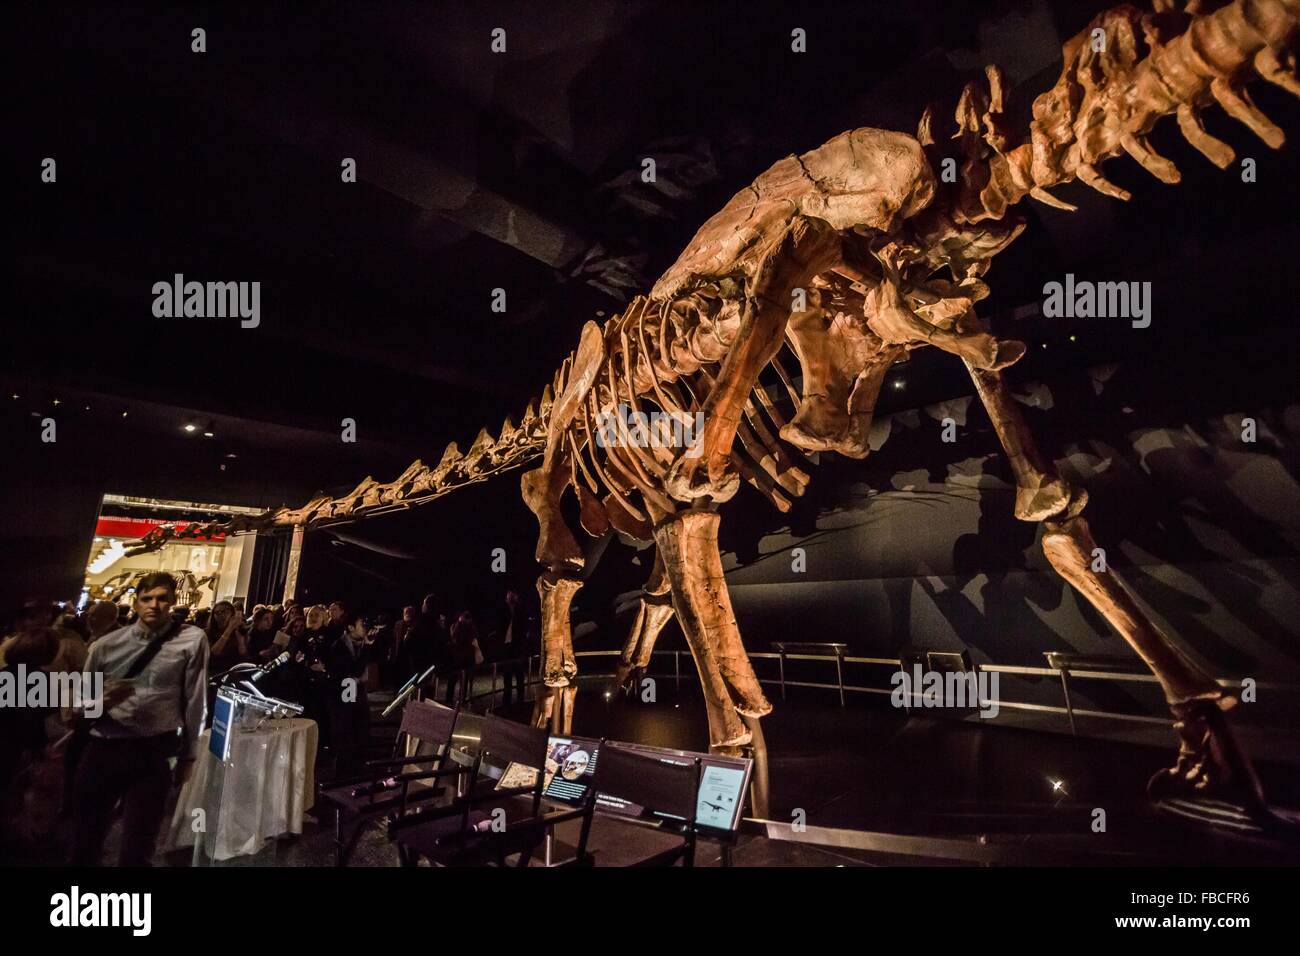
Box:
[715,341,1300,686]
[291,478,547,617]
[11,0,1297,693]
[280,314,1300,696]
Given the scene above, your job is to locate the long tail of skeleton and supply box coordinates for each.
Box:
[216,382,557,534]
[216,306,809,536]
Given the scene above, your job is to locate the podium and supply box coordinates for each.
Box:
[187,685,309,865]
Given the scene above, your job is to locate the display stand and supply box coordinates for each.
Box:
[191,685,303,866]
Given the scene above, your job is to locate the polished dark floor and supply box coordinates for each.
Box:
[8,674,1299,866]
[523,678,1300,865]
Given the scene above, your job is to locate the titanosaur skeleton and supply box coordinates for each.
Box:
[211,0,1300,821]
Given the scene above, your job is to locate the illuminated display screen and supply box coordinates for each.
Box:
[500,735,752,834]
[541,735,600,805]
[594,743,752,834]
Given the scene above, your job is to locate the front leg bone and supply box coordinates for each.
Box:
[666,220,840,503]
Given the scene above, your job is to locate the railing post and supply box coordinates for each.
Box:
[834,651,845,707]
[1059,668,1077,736]
[675,651,681,691]
[778,648,787,701]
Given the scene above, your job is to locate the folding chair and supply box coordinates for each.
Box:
[387,713,568,866]
[588,743,701,866]
[315,698,458,866]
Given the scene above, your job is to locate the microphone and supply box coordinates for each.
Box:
[251,651,291,682]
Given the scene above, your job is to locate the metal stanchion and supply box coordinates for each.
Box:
[835,651,845,707]
[1059,668,1077,736]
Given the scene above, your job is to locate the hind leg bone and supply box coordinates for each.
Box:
[615,548,675,692]
[966,362,1268,811]
[654,507,772,753]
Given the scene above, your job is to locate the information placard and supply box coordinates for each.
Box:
[595,742,752,834]
[496,734,600,804]
[209,691,234,762]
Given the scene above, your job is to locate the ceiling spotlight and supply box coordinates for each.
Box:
[225,452,238,459]
[203,431,214,438]
[52,399,62,406]
[183,423,197,433]
[892,379,904,389]
[84,405,91,411]
[10,394,18,400]
[122,411,129,418]
[1068,334,1077,342]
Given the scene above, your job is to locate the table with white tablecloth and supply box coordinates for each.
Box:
[164,718,317,861]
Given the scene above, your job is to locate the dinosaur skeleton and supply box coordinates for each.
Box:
[206,0,1300,821]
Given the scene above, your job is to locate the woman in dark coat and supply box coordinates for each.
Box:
[325,615,374,779]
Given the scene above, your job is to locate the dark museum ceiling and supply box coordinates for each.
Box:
[10,0,1299,517]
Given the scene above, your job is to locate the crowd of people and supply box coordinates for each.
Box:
[0,574,539,864]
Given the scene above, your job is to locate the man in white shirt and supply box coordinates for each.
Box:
[71,572,208,866]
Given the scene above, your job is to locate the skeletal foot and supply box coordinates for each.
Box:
[1147,699,1273,822]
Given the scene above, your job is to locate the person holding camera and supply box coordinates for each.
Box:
[206,599,249,674]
